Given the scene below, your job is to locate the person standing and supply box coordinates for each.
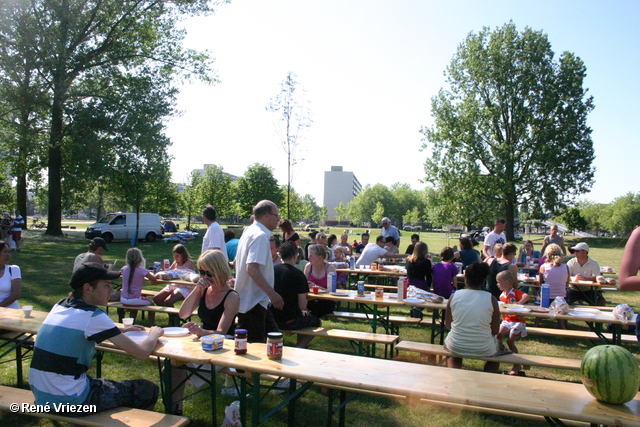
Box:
[380,217,401,249]
[483,218,506,258]
[201,205,228,260]
[224,229,240,262]
[1,213,13,248]
[234,200,283,343]
[618,226,640,342]
[11,211,24,251]
[539,224,566,256]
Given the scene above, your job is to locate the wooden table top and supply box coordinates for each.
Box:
[307,290,407,307]
[0,307,47,333]
[208,343,640,427]
[337,268,406,277]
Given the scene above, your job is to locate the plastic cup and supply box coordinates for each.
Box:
[122,318,134,327]
[22,305,33,318]
[312,286,319,294]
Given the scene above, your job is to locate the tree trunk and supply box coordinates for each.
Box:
[45,95,64,236]
[16,174,28,228]
[504,199,516,242]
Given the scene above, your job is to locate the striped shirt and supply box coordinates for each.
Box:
[29,298,120,406]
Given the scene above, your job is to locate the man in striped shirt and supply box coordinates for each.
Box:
[29,262,164,416]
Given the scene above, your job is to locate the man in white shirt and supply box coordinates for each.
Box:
[380,217,401,248]
[356,235,405,267]
[235,200,284,343]
[566,242,604,306]
[201,205,228,260]
[483,218,507,258]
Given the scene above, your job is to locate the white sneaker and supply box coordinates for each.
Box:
[221,386,239,397]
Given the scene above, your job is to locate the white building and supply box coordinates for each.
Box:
[323,166,362,221]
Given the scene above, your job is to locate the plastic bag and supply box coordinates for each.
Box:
[613,304,634,327]
[406,285,445,303]
[220,400,242,427]
[549,296,569,317]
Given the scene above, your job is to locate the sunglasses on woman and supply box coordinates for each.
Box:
[199,269,214,278]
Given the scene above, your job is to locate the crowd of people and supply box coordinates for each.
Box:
[2,205,639,418]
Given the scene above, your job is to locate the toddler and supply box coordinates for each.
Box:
[496,270,530,375]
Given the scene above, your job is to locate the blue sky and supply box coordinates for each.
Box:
[165,0,639,208]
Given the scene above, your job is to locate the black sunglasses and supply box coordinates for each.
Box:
[199,269,213,278]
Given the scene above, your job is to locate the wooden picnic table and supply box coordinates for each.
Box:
[207,341,640,427]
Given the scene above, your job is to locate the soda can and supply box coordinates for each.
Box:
[357,281,365,297]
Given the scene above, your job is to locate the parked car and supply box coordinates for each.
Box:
[85,212,163,243]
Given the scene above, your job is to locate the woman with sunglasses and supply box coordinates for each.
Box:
[173,249,240,411]
[0,240,21,308]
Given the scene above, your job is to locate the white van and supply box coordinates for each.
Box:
[85,213,163,243]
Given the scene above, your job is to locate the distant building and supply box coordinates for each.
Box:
[323,166,361,221]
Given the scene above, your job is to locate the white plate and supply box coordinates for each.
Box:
[355,294,373,298]
[330,292,349,296]
[502,304,523,308]
[124,331,149,343]
[507,307,531,313]
[163,327,190,337]
[569,311,596,318]
[387,293,398,299]
[403,298,424,304]
[577,280,594,285]
[574,307,602,314]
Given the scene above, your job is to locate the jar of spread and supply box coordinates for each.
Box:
[234,329,248,355]
[267,332,283,360]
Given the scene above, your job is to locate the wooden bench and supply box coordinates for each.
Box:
[527,326,638,344]
[327,311,421,335]
[395,341,582,371]
[0,385,189,427]
[284,327,399,358]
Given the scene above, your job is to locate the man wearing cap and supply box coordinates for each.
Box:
[29,262,164,416]
[74,237,110,270]
[380,217,401,249]
[566,242,605,306]
[483,218,507,258]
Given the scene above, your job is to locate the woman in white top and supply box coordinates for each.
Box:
[0,241,21,309]
[444,262,501,372]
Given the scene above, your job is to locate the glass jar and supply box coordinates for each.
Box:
[234,329,248,355]
[266,332,283,360]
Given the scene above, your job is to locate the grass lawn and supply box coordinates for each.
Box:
[1,225,638,426]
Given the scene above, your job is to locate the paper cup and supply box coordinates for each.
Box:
[122,318,134,327]
[22,305,33,318]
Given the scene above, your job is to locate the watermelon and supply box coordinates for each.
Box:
[580,345,640,404]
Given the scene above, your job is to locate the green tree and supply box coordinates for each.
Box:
[347,184,393,226]
[300,194,319,221]
[578,200,609,236]
[197,165,233,218]
[235,164,283,217]
[335,202,349,223]
[266,71,312,219]
[604,193,640,237]
[557,207,588,235]
[371,202,385,226]
[179,171,203,230]
[389,183,424,226]
[0,0,217,235]
[422,22,595,240]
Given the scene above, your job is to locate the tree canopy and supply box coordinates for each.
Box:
[422,21,595,240]
[0,0,217,234]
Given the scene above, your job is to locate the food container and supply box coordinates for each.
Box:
[375,286,384,298]
[234,329,248,355]
[357,281,365,297]
[267,332,283,360]
[201,334,224,351]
